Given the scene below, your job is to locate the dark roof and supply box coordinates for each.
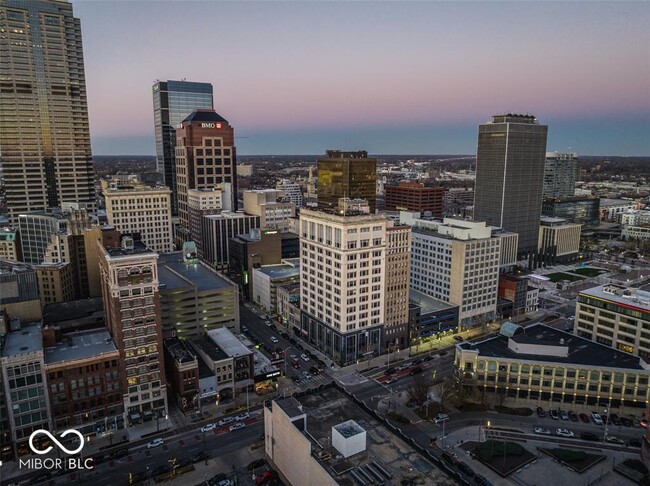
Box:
[466,324,645,370]
[182,109,228,124]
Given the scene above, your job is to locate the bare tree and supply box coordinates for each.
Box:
[430,378,456,410]
[406,374,433,408]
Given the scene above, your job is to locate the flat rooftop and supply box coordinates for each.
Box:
[45,329,117,364]
[158,253,234,292]
[600,198,636,207]
[104,239,154,257]
[579,284,650,313]
[207,328,251,358]
[462,324,646,370]
[193,335,228,362]
[273,385,449,486]
[256,262,300,279]
[410,289,456,313]
[2,323,42,358]
[43,298,104,325]
[163,337,197,364]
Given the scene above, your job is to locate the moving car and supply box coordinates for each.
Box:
[291,362,300,369]
[409,367,423,376]
[555,428,574,438]
[218,417,234,427]
[255,470,279,485]
[229,422,246,432]
[300,354,310,362]
[190,451,210,463]
[146,438,164,449]
[580,432,600,442]
[235,412,250,421]
[200,423,216,433]
[270,336,279,343]
[434,413,449,424]
[110,447,129,459]
[453,336,464,342]
[534,427,551,435]
[606,435,624,444]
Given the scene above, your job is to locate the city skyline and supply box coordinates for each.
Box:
[72,1,650,156]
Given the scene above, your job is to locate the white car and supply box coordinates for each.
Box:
[147,438,164,448]
[434,413,449,424]
[606,435,625,444]
[534,427,551,435]
[218,417,234,427]
[591,412,604,425]
[200,423,216,433]
[301,354,310,362]
[229,422,246,432]
[270,336,279,343]
[235,412,250,421]
[291,355,299,362]
[555,428,575,438]
[265,320,272,327]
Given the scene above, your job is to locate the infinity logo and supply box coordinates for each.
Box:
[29,429,84,455]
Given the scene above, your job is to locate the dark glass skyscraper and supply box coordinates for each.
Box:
[152,80,213,215]
[317,150,377,213]
[0,0,96,224]
[473,114,548,255]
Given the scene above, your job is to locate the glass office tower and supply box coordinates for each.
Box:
[317,150,377,213]
[152,80,213,215]
[473,114,548,256]
[0,0,96,224]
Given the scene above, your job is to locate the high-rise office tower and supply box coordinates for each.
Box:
[317,150,377,213]
[543,151,578,198]
[175,109,237,232]
[152,80,214,215]
[0,0,96,224]
[473,114,548,255]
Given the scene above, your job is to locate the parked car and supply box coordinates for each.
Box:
[190,451,210,463]
[309,366,320,375]
[130,471,148,483]
[235,412,250,421]
[218,417,234,427]
[146,438,164,449]
[441,451,458,465]
[620,417,633,427]
[247,459,266,471]
[255,470,278,485]
[423,355,434,362]
[555,428,575,438]
[606,435,624,444]
[295,343,304,351]
[409,367,423,376]
[413,358,423,365]
[151,465,171,478]
[628,438,642,448]
[396,363,410,371]
[579,413,590,423]
[110,447,129,459]
[434,413,449,424]
[568,411,579,422]
[384,367,396,375]
[229,422,246,432]
[200,423,216,433]
[300,354,310,362]
[270,336,279,343]
[591,411,603,425]
[640,418,648,428]
[610,414,621,426]
[559,409,569,420]
[453,336,464,342]
[549,409,559,420]
[580,432,600,442]
[536,407,546,418]
[534,427,551,435]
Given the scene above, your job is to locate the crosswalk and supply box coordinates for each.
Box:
[294,373,331,387]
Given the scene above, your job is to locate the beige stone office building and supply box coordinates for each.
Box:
[538,216,581,263]
[243,189,296,232]
[102,178,173,254]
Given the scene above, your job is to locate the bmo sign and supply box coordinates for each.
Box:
[201,122,222,129]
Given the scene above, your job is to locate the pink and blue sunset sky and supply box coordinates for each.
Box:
[74,1,650,156]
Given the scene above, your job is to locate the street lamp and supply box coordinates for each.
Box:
[603,401,612,443]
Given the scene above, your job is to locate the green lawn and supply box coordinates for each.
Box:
[547,272,585,283]
[571,267,606,277]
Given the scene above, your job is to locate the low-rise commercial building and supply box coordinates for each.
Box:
[190,328,254,402]
[277,283,301,332]
[44,327,123,437]
[498,275,539,316]
[252,259,300,314]
[0,261,41,322]
[575,284,650,359]
[455,323,650,410]
[408,289,459,342]
[0,227,20,261]
[163,337,199,412]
